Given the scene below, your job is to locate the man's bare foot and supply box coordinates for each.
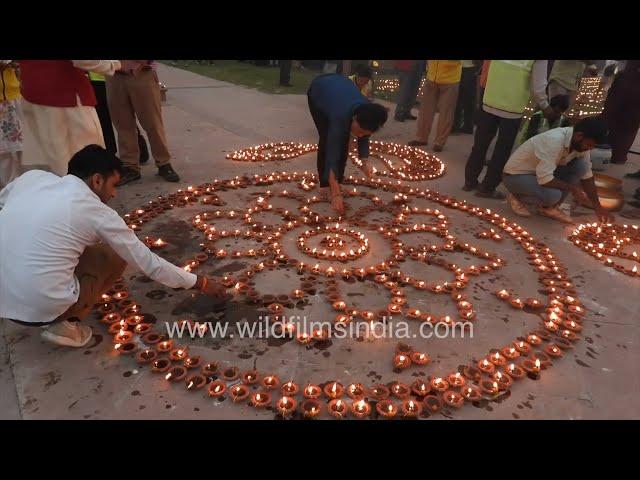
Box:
[331,193,345,215]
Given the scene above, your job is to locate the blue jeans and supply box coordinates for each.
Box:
[502,158,590,207]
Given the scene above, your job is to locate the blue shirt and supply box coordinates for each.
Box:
[308,74,370,181]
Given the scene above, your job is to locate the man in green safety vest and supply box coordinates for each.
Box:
[464,60,552,200]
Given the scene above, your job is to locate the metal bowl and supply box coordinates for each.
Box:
[593,173,622,191]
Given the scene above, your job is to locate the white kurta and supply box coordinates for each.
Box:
[0,170,196,323]
[21,60,121,176]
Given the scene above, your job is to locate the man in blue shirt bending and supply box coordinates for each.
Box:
[307,74,388,215]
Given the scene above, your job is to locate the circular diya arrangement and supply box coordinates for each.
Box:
[91,143,591,420]
[226,140,446,182]
[569,222,640,277]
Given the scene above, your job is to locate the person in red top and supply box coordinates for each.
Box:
[19,60,122,176]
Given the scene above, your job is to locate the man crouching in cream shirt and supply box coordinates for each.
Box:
[0,145,226,347]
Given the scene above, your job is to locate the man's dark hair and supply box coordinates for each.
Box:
[354,103,388,132]
[574,116,608,144]
[67,144,123,179]
[355,65,373,79]
[549,94,570,111]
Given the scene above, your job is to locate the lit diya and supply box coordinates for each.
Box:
[393,353,412,370]
[303,384,322,399]
[242,370,259,385]
[208,380,227,398]
[545,344,563,358]
[447,372,466,388]
[390,382,411,399]
[185,374,206,391]
[411,352,430,365]
[481,379,500,396]
[346,383,366,400]
[401,399,423,417]
[369,384,391,401]
[521,358,542,377]
[276,396,297,417]
[328,399,349,419]
[151,358,171,373]
[411,380,430,398]
[101,313,121,325]
[251,391,272,408]
[165,366,188,383]
[350,399,371,419]
[462,386,482,402]
[478,358,496,374]
[156,340,173,353]
[488,351,507,366]
[376,400,398,419]
[506,363,526,379]
[136,348,157,365]
[201,362,219,377]
[229,384,250,403]
[261,375,280,390]
[115,342,137,355]
[324,381,344,399]
[183,356,201,369]
[300,399,322,418]
[281,381,299,396]
[430,377,449,392]
[492,371,513,390]
[443,390,464,409]
[169,347,188,361]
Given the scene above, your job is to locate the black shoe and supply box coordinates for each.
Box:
[117,168,142,186]
[158,164,180,182]
[433,145,443,153]
[404,113,418,121]
[138,134,150,165]
[408,140,428,147]
[625,170,640,179]
[462,184,477,192]
[475,189,506,200]
[280,82,294,87]
[394,116,406,122]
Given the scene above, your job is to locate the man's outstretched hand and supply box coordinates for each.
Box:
[595,206,615,224]
[194,276,227,298]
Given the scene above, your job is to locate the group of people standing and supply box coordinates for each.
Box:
[0,60,181,190]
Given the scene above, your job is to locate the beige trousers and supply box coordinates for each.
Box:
[416,80,460,147]
[22,99,104,176]
[106,69,171,172]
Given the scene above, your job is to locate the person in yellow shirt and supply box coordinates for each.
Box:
[348,65,374,99]
[408,60,462,152]
[0,61,23,188]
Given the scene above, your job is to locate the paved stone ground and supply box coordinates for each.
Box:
[2,64,639,420]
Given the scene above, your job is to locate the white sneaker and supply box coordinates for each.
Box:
[539,206,575,224]
[41,320,93,348]
[507,193,531,217]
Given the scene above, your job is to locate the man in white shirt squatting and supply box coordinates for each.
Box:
[502,116,614,225]
[0,145,226,347]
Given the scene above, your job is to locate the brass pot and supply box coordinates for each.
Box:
[579,187,625,212]
[593,173,622,191]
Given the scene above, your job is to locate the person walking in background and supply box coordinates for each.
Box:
[548,60,599,106]
[453,60,481,134]
[408,60,462,152]
[464,60,551,199]
[18,60,121,176]
[279,60,293,87]
[393,60,423,122]
[106,60,180,185]
[0,61,23,188]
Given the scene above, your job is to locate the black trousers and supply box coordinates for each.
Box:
[394,63,423,119]
[307,91,348,187]
[464,109,521,192]
[454,67,477,131]
[91,80,117,154]
[279,60,292,85]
